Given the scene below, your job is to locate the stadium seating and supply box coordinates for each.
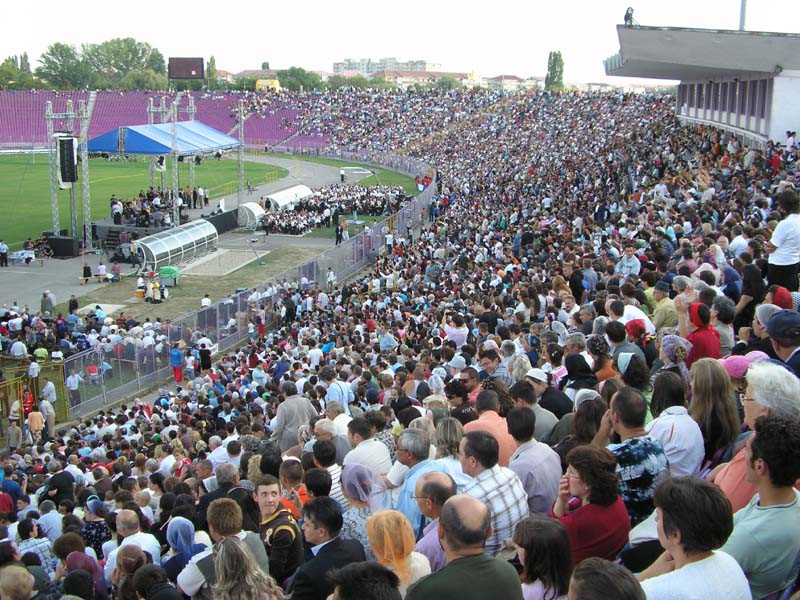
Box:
[0,91,88,147]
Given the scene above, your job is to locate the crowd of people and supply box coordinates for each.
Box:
[0,87,799,600]
[110,185,209,229]
[259,185,405,236]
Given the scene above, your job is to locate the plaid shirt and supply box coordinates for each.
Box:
[18,537,55,577]
[464,464,529,556]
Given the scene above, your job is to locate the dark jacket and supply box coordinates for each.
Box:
[197,481,234,531]
[289,537,366,600]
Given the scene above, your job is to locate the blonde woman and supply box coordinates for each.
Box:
[212,536,284,600]
[367,510,430,598]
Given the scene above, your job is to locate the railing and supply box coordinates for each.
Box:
[63,149,435,420]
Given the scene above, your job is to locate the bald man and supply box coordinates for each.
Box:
[406,495,523,600]
[414,471,456,573]
[103,509,161,585]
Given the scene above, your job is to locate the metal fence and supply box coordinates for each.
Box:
[63,150,435,420]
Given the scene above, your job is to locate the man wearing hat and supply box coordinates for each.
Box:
[766,310,800,373]
[651,281,678,331]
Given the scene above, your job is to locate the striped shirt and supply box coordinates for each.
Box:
[327,463,349,511]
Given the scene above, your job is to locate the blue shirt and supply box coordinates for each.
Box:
[395,461,441,537]
[169,348,184,367]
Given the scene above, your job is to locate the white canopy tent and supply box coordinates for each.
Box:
[239,202,266,230]
[264,185,314,212]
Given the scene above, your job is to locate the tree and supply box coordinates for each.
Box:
[370,77,395,90]
[36,42,92,89]
[326,74,349,90]
[19,52,31,74]
[545,50,564,91]
[207,55,217,90]
[119,68,168,91]
[261,61,270,70]
[277,67,324,91]
[233,76,258,91]
[435,76,462,90]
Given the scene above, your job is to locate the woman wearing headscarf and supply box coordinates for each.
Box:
[66,551,109,600]
[80,498,111,559]
[658,335,693,387]
[721,266,742,303]
[339,464,389,561]
[561,355,597,402]
[681,302,721,368]
[367,510,431,598]
[162,517,208,584]
[731,303,781,358]
[624,320,658,369]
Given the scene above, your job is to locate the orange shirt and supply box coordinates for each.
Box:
[463,411,516,467]
[280,484,310,519]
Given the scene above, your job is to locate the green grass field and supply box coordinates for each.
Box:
[0,155,287,249]
[265,153,420,196]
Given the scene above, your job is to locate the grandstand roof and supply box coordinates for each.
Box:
[604,25,800,80]
[87,121,240,155]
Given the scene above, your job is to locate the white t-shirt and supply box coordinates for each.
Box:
[645,406,705,477]
[620,304,657,335]
[769,214,800,266]
[640,551,751,600]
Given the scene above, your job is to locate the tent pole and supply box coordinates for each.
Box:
[237,99,245,210]
[171,93,181,227]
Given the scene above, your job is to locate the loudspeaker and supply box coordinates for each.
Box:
[48,236,80,258]
[57,137,78,183]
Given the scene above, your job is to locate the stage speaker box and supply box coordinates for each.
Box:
[48,236,80,258]
[57,137,78,183]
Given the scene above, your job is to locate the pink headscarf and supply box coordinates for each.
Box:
[66,551,109,600]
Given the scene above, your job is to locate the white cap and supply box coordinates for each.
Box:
[525,368,548,383]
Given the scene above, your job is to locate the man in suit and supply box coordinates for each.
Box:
[765,310,800,374]
[406,495,523,600]
[197,463,237,531]
[289,496,366,600]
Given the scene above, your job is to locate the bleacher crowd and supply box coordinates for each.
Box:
[1,88,800,600]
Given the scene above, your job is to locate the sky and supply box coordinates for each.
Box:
[3,0,800,85]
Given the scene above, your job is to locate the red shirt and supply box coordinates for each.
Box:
[686,327,721,369]
[554,497,631,565]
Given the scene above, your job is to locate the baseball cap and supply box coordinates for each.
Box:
[525,368,548,383]
[717,355,752,380]
[765,310,800,339]
[654,281,670,293]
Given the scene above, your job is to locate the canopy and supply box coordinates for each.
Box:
[137,219,218,270]
[87,120,240,155]
[265,185,313,212]
[239,202,265,229]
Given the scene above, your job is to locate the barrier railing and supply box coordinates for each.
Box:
[62,150,435,420]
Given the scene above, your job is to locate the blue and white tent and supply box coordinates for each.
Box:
[87,120,239,155]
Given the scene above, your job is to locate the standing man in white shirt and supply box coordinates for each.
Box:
[65,370,83,407]
[767,191,800,292]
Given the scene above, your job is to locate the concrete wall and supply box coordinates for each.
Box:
[769,73,800,142]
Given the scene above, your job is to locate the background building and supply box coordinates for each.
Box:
[333,58,441,75]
